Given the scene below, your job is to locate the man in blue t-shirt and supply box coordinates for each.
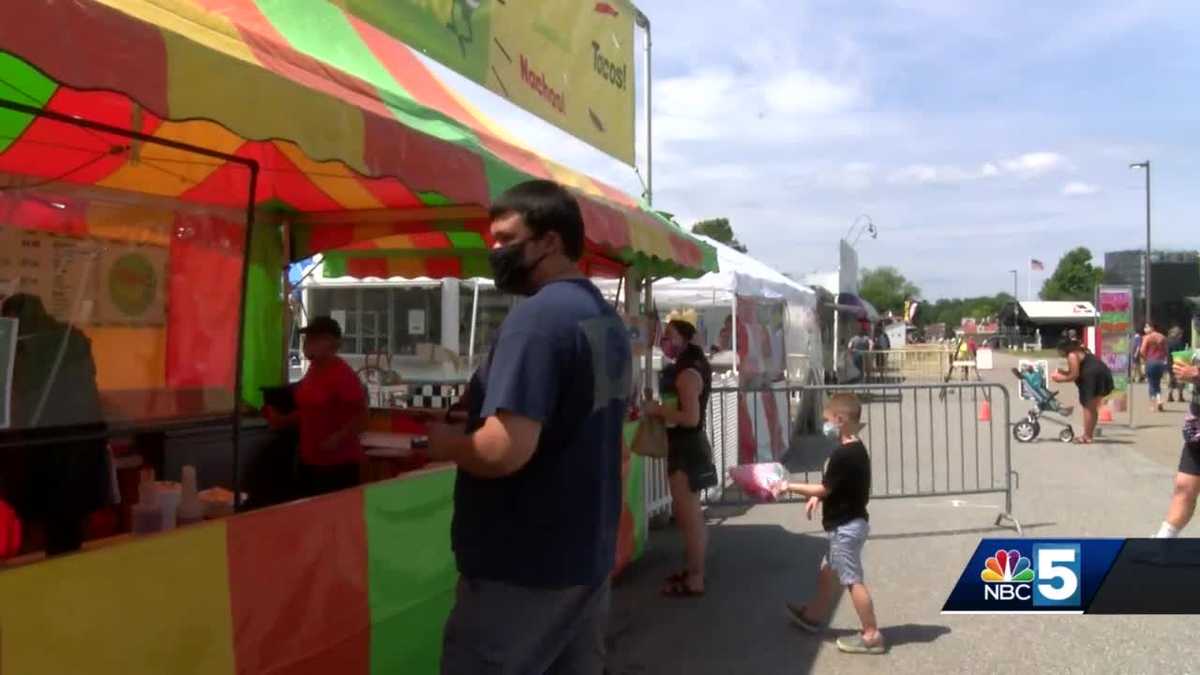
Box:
[428,180,632,675]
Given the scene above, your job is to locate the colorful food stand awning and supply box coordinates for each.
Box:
[0,0,717,279]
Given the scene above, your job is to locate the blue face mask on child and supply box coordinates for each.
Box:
[823,421,841,439]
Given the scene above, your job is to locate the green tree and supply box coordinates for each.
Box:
[1040,247,1104,301]
[859,267,921,315]
[692,217,747,252]
[923,293,1015,329]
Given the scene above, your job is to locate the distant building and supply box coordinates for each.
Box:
[1104,250,1200,329]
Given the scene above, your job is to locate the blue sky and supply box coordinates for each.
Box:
[423,0,1200,300]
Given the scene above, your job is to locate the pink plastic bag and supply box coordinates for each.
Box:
[728,462,789,502]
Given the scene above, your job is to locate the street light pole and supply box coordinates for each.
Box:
[1009,269,1019,340]
[1130,161,1151,326]
[845,214,877,246]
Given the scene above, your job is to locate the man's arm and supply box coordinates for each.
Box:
[428,411,541,478]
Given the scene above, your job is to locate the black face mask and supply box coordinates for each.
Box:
[489,239,547,296]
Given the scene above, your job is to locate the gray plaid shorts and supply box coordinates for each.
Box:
[823,518,869,586]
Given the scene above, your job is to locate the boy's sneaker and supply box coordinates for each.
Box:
[785,603,821,633]
[836,633,887,655]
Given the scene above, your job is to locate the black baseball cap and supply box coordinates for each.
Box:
[299,315,342,339]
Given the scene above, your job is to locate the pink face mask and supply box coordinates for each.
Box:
[661,338,683,360]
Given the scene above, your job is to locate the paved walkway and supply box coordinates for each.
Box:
[608,353,1194,674]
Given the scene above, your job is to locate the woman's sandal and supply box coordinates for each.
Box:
[1071,437,1093,445]
[663,570,688,585]
[661,579,705,598]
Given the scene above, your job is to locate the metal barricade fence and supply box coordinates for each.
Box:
[700,382,1021,533]
[862,348,952,383]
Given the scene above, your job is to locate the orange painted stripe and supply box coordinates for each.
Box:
[96,118,243,197]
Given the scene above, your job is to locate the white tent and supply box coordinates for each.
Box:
[598,235,821,383]
[1018,301,1097,324]
[640,235,816,309]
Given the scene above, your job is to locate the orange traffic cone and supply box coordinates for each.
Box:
[978,399,992,422]
[1099,404,1113,423]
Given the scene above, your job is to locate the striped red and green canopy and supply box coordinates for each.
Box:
[0,0,717,279]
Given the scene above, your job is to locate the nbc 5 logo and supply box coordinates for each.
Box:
[980,544,1081,607]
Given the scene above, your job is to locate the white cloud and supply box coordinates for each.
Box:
[1000,152,1071,178]
[653,67,865,145]
[1062,181,1100,196]
[887,163,974,185]
[761,70,862,115]
[888,151,1071,185]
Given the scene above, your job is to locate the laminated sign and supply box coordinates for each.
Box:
[340,0,638,164]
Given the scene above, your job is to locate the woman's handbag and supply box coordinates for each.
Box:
[631,414,669,458]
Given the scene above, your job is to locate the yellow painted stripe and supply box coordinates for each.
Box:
[275,143,383,210]
[84,202,174,246]
[353,232,413,250]
[0,523,235,675]
[388,257,426,278]
[98,0,260,64]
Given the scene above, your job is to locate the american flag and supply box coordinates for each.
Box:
[1030,258,1045,272]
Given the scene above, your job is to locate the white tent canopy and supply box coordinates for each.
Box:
[1019,301,1097,324]
[597,235,821,382]
[636,235,815,308]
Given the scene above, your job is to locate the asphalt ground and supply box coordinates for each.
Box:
[607,352,1194,674]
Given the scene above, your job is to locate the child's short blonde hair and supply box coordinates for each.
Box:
[825,393,862,423]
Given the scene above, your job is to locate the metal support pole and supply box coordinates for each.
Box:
[467,280,480,370]
[731,294,740,379]
[1130,161,1152,325]
[832,308,839,382]
[635,8,652,205]
[1144,162,1152,326]
[231,162,260,512]
[643,276,654,394]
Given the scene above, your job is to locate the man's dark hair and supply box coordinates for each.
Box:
[489,180,585,261]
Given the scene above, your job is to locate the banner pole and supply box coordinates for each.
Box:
[635,7,652,206]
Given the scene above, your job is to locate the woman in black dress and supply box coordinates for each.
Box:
[1051,337,1113,444]
[646,319,716,597]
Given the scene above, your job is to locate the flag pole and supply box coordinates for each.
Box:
[1028,259,1033,300]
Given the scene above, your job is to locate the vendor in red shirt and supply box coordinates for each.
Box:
[266,316,366,497]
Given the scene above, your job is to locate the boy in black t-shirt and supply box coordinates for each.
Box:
[777,393,885,655]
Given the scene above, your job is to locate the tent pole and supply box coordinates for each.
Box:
[231,160,260,513]
[467,280,480,371]
[731,294,739,379]
[643,276,654,395]
[833,308,840,383]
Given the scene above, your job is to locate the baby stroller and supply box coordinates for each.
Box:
[1011,367,1076,443]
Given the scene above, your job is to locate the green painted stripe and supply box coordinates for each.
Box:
[255,0,413,98]
[365,471,457,675]
[0,52,57,153]
[445,231,485,249]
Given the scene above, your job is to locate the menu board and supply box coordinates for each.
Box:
[96,243,168,325]
[1097,286,1133,412]
[0,229,166,326]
